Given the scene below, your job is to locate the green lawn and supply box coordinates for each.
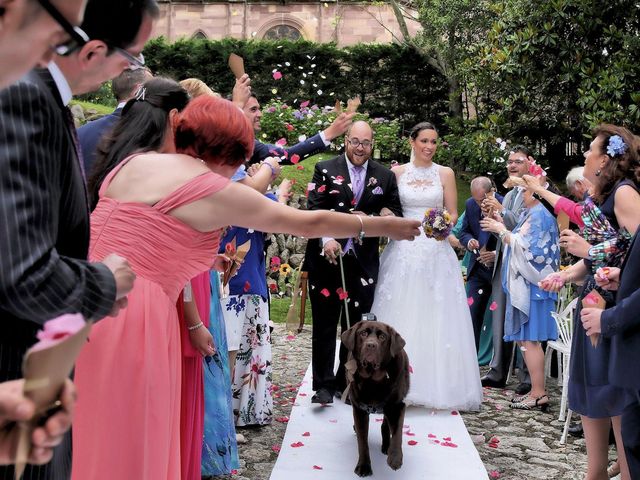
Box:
[271,296,312,326]
[71,100,113,117]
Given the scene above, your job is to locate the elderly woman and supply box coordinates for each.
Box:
[481,175,559,411]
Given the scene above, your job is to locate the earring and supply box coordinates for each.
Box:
[595,169,601,177]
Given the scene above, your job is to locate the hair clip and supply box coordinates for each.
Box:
[134,86,147,102]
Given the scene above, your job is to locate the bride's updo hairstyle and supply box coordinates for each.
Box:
[174,96,254,168]
[409,121,438,140]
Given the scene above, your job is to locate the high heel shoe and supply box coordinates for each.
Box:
[509,394,549,412]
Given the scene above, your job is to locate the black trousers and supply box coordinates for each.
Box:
[308,253,375,394]
[0,328,71,480]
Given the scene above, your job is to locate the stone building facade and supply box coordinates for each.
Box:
[154,0,421,46]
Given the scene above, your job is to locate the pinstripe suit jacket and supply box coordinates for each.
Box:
[0,68,117,480]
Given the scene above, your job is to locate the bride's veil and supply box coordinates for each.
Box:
[409,147,415,165]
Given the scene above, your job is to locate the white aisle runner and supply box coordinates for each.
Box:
[270,363,488,480]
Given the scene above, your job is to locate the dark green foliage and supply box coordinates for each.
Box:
[143,37,449,133]
[473,0,640,177]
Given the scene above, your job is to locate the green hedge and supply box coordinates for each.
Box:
[143,37,449,139]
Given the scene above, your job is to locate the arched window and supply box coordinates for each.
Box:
[192,30,207,40]
[263,24,302,41]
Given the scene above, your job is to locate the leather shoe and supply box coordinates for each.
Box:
[568,422,583,438]
[311,389,333,404]
[515,382,531,395]
[481,375,506,389]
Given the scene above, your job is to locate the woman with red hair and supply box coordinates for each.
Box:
[72,95,421,480]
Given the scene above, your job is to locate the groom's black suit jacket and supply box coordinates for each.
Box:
[303,154,401,393]
[304,154,402,281]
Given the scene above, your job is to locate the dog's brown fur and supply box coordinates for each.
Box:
[341,320,410,477]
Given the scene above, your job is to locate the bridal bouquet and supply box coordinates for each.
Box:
[422,207,454,241]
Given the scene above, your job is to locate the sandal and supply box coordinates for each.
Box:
[608,460,620,478]
[510,393,528,403]
[509,394,549,412]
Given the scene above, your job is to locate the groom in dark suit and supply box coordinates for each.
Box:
[304,121,402,404]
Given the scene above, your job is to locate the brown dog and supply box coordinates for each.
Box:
[341,320,410,477]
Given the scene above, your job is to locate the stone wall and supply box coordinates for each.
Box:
[266,192,308,269]
[154,1,421,46]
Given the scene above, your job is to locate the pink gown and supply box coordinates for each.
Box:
[72,157,228,480]
[177,271,210,480]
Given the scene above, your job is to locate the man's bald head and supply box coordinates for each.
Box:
[345,120,373,167]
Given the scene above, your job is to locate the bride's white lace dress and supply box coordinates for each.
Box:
[371,162,483,410]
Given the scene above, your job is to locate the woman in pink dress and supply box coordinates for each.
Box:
[72,95,421,480]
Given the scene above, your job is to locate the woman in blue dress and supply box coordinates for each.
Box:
[481,180,559,411]
[201,272,240,477]
[540,125,640,480]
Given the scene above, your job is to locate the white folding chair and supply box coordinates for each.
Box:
[544,296,578,444]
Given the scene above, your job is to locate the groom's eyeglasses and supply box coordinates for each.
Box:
[37,0,89,56]
[347,138,373,149]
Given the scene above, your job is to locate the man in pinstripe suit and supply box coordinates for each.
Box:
[0,1,157,477]
[479,146,531,389]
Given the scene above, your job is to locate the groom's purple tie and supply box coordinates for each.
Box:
[352,165,365,205]
[343,165,365,256]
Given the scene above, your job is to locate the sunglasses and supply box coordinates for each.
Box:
[37,0,89,56]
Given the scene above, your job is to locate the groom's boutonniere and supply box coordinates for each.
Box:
[367,177,378,188]
[372,186,384,195]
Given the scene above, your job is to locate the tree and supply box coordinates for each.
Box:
[474,0,640,172]
[386,0,498,125]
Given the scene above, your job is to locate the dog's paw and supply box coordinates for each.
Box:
[387,451,403,470]
[354,462,373,477]
[380,438,389,455]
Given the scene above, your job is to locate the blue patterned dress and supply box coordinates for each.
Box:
[201,272,239,476]
[502,203,559,342]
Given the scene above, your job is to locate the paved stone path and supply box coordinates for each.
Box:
[223,324,619,480]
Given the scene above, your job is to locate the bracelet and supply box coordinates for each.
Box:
[262,162,277,178]
[498,229,508,240]
[187,321,204,331]
[356,215,365,243]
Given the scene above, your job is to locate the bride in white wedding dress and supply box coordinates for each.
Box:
[371,122,483,411]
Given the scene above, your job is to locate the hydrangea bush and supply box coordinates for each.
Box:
[259,100,408,163]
